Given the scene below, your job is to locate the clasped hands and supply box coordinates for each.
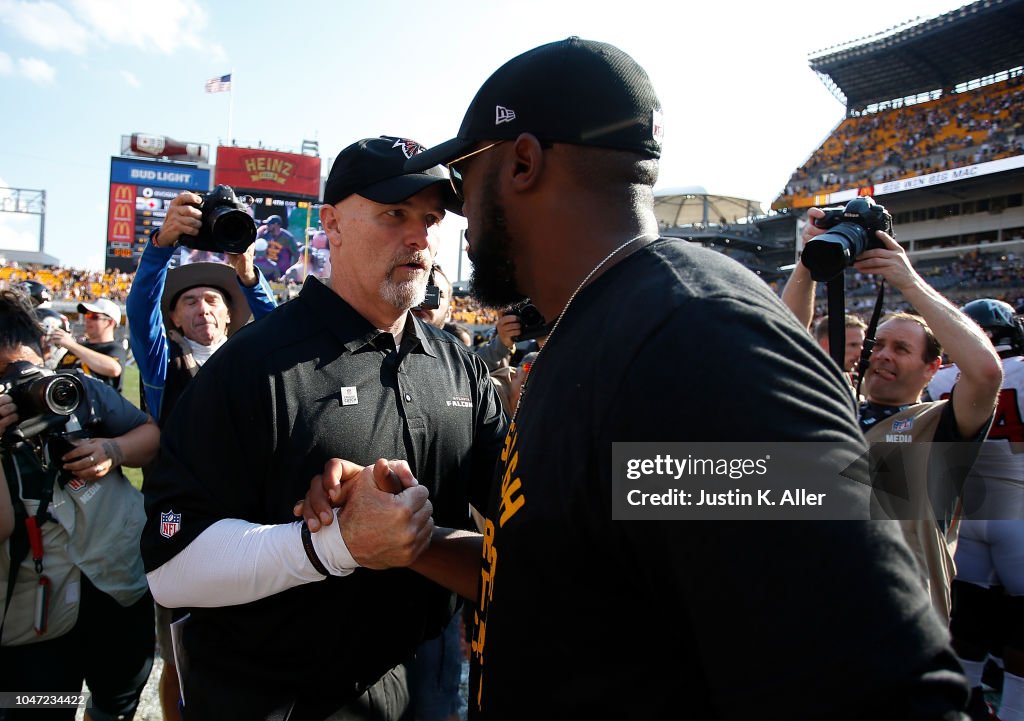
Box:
[293,458,433,570]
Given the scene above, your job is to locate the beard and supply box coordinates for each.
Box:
[379,252,430,310]
[468,168,528,309]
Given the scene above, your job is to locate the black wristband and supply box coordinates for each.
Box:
[300,522,330,576]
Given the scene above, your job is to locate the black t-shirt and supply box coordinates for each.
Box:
[470,238,967,720]
[140,277,506,700]
[57,339,126,392]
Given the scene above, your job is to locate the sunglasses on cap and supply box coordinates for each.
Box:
[446,141,505,201]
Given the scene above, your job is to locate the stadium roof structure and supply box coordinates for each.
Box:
[653,187,784,251]
[809,0,1024,111]
[0,248,61,266]
[653,186,764,227]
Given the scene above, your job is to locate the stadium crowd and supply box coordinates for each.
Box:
[1,246,1021,360]
[779,73,1024,202]
[0,261,513,339]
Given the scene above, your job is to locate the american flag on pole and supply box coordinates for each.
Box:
[205,73,232,93]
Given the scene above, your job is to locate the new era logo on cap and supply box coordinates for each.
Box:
[495,106,517,125]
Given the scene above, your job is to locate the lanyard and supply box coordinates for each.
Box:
[2,447,57,637]
[24,515,51,636]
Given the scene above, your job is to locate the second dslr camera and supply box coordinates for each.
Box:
[802,196,893,282]
[0,360,84,442]
[178,184,257,255]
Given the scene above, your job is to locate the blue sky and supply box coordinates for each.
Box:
[0,0,968,278]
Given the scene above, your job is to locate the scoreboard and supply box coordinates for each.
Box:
[106,157,211,272]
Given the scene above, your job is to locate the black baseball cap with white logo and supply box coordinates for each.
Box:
[322,136,461,212]
[406,37,663,171]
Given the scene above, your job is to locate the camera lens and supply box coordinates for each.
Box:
[519,305,544,326]
[44,376,82,415]
[211,210,257,254]
[801,223,869,282]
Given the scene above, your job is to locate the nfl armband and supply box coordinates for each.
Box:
[300,522,330,577]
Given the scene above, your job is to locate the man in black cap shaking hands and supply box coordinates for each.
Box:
[141,136,505,720]
[388,37,972,720]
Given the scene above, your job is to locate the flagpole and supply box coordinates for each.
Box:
[227,68,235,144]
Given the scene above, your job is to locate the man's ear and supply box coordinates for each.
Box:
[319,204,344,248]
[508,134,546,193]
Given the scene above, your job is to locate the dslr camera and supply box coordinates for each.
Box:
[0,361,85,442]
[180,184,257,255]
[801,196,893,282]
[511,302,551,343]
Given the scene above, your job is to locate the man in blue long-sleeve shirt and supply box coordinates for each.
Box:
[125,189,277,721]
[126,191,277,425]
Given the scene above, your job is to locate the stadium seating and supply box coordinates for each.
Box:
[777,74,1023,204]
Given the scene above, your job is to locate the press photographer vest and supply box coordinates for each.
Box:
[1,445,148,646]
[863,400,960,620]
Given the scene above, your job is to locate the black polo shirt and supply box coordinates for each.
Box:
[140,276,506,700]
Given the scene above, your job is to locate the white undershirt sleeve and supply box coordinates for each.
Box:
[147,511,358,608]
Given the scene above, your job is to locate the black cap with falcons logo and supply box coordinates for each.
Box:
[406,37,664,171]
[322,135,461,212]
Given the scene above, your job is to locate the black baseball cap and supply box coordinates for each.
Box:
[406,37,663,172]
[322,136,461,213]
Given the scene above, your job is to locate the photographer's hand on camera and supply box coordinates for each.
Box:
[802,206,828,246]
[495,314,522,351]
[779,207,829,330]
[225,240,259,288]
[152,192,204,248]
[852,230,920,292]
[0,393,19,436]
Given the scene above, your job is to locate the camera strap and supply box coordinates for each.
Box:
[826,277,847,371]
[855,280,887,400]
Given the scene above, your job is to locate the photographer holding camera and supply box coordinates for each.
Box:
[783,203,1003,619]
[127,189,276,426]
[475,304,549,371]
[0,288,160,721]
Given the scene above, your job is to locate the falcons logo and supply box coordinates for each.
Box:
[393,138,425,158]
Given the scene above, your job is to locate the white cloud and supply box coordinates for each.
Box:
[0,50,56,85]
[70,0,214,54]
[0,0,91,54]
[17,57,56,84]
[0,0,223,58]
[121,70,140,88]
[0,221,40,251]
